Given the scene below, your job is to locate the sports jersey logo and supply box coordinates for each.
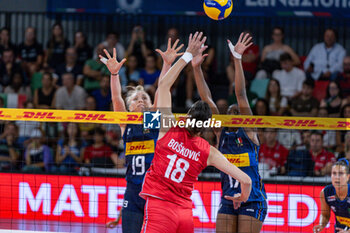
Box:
[331,206,336,212]
[224,153,250,167]
[143,110,161,129]
[236,137,243,147]
[327,195,336,202]
[125,140,155,155]
[336,216,350,227]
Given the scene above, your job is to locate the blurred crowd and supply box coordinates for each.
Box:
[0,23,349,178]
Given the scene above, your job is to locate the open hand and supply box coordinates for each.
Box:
[191,48,208,68]
[106,220,119,229]
[99,48,126,74]
[228,32,253,55]
[156,38,184,66]
[186,32,208,57]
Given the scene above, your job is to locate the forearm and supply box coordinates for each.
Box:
[193,66,218,114]
[9,149,18,162]
[141,43,149,58]
[158,59,187,91]
[158,63,171,83]
[0,156,11,162]
[110,75,126,111]
[233,58,246,98]
[125,41,135,57]
[319,213,330,228]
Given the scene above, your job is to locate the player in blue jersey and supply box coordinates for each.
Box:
[192,33,267,233]
[314,159,350,233]
[100,40,184,233]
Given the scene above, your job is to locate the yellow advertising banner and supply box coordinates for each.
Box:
[0,108,349,130]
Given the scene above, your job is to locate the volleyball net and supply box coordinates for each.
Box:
[0,108,348,233]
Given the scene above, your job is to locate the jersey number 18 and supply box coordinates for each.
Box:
[164,154,190,183]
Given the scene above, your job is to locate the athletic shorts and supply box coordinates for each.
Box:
[218,200,267,222]
[141,196,193,233]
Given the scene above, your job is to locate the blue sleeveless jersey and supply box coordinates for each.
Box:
[324,184,350,231]
[218,127,266,205]
[123,124,159,187]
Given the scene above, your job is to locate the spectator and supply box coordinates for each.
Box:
[319,81,342,117]
[0,124,19,171]
[18,27,44,76]
[82,43,110,91]
[290,79,319,117]
[284,148,313,176]
[33,72,56,109]
[91,75,111,111]
[256,27,300,79]
[125,25,153,68]
[304,29,346,80]
[253,98,270,116]
[0,27,16,57]
[79,96,98,142]
[97,31,125,61]
[259,129,289,173]
[55,123,84,173]
[336,104,350,152]
[105,130,124,168]
[139,54,160,96]
[216,99,229,115]
[73,31,92,66]
[119,54,141,88]
[83,127,114,168]
[265,79,287,116]
[45,23,70,70]
[22,129,53,173]
[318,107,336,150]
[4,72,32,101]
[159,27,179,53]
[54,47,83,85]
[338,132,350,161]
[337,56,350,98]
[0,122,19,142]
[272,53,306,99]
[55,72,87,110]
[0,48,23,87]
[309,131,336,176]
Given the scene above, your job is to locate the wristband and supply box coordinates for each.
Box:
[228,42,242,60]
[181,52,193,63]
[111,73,119,76]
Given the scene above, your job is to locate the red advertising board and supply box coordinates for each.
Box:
[0,173,336,232]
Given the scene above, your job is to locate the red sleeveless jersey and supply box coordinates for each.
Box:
[140,126,210,208]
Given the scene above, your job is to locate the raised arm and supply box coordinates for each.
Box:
[207,146,252,206]
[157,32,207,139]
[228,33,260,145]
[152,38,184,110]
[191,48,219,115]
[99,48,127,112]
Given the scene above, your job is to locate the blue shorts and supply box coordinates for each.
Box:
[218,201,267,222]
[123,183,145,213]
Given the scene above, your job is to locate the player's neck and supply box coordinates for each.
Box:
[335,185,348,200]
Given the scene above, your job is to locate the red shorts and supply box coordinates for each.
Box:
[141,196,194,233]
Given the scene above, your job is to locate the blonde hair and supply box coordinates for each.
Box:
[125,85,150,109]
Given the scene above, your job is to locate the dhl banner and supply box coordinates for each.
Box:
[0,108,350,130]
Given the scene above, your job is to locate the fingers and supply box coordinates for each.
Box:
[99,55,108,65]
[203,54,209,58]
[175,44,184,52]
[155,49,163,55]
[238,33,244,43]
[177,52,185,57]
[247,42,253,48]
[103,49,112,59]
[199,45,208,54]
[172,39,180,49]
[188,33,193,44]
[192,31,199,41]
[167,38,171,49]
[120,58,127,66]
[200,36,207,45]
[113,48,116,59]
[242,33,250,43]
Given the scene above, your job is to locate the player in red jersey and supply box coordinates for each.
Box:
[140,32,252,233]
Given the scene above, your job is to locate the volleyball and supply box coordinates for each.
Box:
[203,0,233,20]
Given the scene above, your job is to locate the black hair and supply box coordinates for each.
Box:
[187,100,212,136]
[310,130,323,139]
[273,27,285,35]
[303,78,315,89]
[253,98,270,116]
[326,81,342,99]
[106,31,120,39]
[333,158,350,174]
[94,127,105,136]
[341,103,350,118]
[279,52,292,62]
[325,28,338,41]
